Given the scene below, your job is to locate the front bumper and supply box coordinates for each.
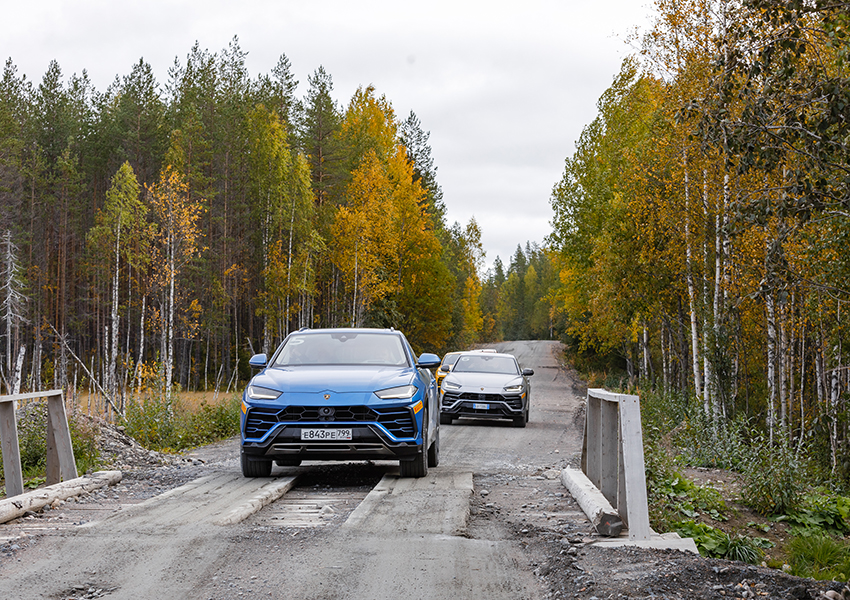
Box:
[240,403,424,461]
[440,391,525,419]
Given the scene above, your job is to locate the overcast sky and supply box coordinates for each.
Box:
[2,0,654,271]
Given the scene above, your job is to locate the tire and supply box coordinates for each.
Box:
[400,421,428,478]
[439,413,453,425]
[241,451,273,477]
[512,412,527,428]
[427,425,440,468]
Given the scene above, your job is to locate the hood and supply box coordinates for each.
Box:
[251,365,415,394]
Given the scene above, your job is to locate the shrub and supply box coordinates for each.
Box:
[674,520,764,564]
[172,397,240,449]
[122,393,240,452]
[122,394,176,450]
[726,534,766,564]
[673,411,753,471]
[778,492,850,536]
[16,403,48,477]
[741,438,803,516]
[675,520,730,558]
[68,413,101,475]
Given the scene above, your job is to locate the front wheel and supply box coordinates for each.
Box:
[241,451,273,477]
[439,413,453,425]
[400,422,429,478]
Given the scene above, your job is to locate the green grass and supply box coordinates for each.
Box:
[122,393,241,453]
[788,533,850,580]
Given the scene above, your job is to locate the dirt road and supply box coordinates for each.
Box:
[0,340,840,599]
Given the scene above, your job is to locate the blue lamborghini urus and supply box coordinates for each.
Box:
[240,328,441,478]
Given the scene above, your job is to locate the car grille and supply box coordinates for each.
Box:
[245,405,415,439]
[442,392,524,411]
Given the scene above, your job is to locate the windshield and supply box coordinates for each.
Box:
[272,332,409,367]
[453,354,519,375]
[441,353,461,369]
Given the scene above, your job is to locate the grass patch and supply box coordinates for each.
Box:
[122,393,241,453]
[788,533,850,580]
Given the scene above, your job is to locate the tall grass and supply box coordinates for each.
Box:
[788,534,850,580]
[122,393,241,453]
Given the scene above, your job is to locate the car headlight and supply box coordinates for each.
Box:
[442,380,461,391]
[503,382,523,393]
[247,385,281,400]
[375,385,418,399]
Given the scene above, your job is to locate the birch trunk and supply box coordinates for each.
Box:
[285,199,295,338]
[766,289,777,445]
[779,309,788,432]
[352,239,359,327]
[12,345,25,395]
[134,295,146,393]
[830,301,842,474]
[683,149,702,399]
[797,329,806,456]
[109,220,121,401]
[166,239,175,402]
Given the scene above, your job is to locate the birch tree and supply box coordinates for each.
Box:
[147,166,205,401]
[87,162,150,403]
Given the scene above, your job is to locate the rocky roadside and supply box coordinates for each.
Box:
[469,470,848,600]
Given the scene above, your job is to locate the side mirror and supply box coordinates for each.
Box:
[442,364,452,372]
[417,353,441,369]
[249,353,268,369]
[522,368,534,377]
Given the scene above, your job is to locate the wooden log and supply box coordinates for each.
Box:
[561,466,623,537]
[0,470,122,524]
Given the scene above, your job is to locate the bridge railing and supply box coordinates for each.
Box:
[578,388,651,540]
[0,390,77,498]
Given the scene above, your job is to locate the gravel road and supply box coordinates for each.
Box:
[0,340,843,599]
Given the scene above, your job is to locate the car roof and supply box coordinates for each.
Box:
[455,351,517,360]
[292,327,399,334]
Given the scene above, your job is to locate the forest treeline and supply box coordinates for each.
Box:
[0,37,556,412]
[548,0,850,477]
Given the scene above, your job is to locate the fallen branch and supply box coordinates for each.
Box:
[47,323,124,418]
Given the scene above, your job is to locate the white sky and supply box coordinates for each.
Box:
[1,0,654,271]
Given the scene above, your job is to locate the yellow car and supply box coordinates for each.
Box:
[436,352,463,391]
[436,349,496,390]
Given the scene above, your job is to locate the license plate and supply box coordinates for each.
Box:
[300,428,352,441]
[473,403,490,410]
